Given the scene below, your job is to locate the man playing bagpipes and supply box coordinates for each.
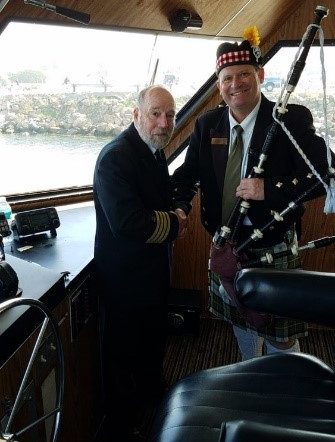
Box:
[171,13,335,360]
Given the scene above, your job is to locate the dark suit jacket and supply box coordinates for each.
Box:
[172,94,332,246]
[93,123,179,307]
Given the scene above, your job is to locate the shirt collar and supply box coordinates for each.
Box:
[146,143,156,155]
[228,97,261,133]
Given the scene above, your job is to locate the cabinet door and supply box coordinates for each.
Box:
[60,272,103,442]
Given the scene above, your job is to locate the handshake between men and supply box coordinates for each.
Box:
[173,208,188,237]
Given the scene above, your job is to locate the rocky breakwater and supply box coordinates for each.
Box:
[0,92,136,137]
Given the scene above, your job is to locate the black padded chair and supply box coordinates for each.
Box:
[150,269,335,442]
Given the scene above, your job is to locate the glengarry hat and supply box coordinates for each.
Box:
[216,26,262,76]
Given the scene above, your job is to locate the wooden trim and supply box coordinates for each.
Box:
[7,187,93,213]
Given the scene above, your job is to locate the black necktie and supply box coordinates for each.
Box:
[154,149,169,192]
[221,125,244,225]
[154,149,167,169]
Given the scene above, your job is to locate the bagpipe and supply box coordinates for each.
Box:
[240,235,335,269]
[209,5,335,327]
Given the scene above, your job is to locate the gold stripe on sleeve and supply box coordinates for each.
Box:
[156,211,170,243]
[146,211,171,243]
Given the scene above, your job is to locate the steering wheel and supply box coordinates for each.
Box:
[0,298,64,442]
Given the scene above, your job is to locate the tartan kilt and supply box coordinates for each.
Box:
[208,235,308,342]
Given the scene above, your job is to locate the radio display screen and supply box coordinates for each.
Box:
[29,211,49,227]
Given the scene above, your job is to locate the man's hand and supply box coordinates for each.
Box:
[174,208,188,237]
[236,178,264,200]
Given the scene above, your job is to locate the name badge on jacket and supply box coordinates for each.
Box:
[211,136,228,146]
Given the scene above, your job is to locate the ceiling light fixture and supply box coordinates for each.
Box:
[169,9,203,32]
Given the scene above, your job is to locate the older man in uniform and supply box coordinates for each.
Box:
[94,85,186,441]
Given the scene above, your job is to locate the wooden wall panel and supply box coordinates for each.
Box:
[170,194,212,312]
[300,197,335,272]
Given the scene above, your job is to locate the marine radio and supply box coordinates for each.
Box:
[12,207,60,240]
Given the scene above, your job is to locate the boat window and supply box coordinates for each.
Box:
[261,45,334,151]
[1,21,227,195]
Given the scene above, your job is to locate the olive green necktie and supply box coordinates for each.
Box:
[221,125,244,225]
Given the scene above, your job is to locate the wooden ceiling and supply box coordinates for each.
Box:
[0,0,316,45]
[1,0,334,57]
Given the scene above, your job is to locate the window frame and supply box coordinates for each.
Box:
[2,19,334,211]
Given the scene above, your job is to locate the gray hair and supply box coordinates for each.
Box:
[137,85,169,109]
